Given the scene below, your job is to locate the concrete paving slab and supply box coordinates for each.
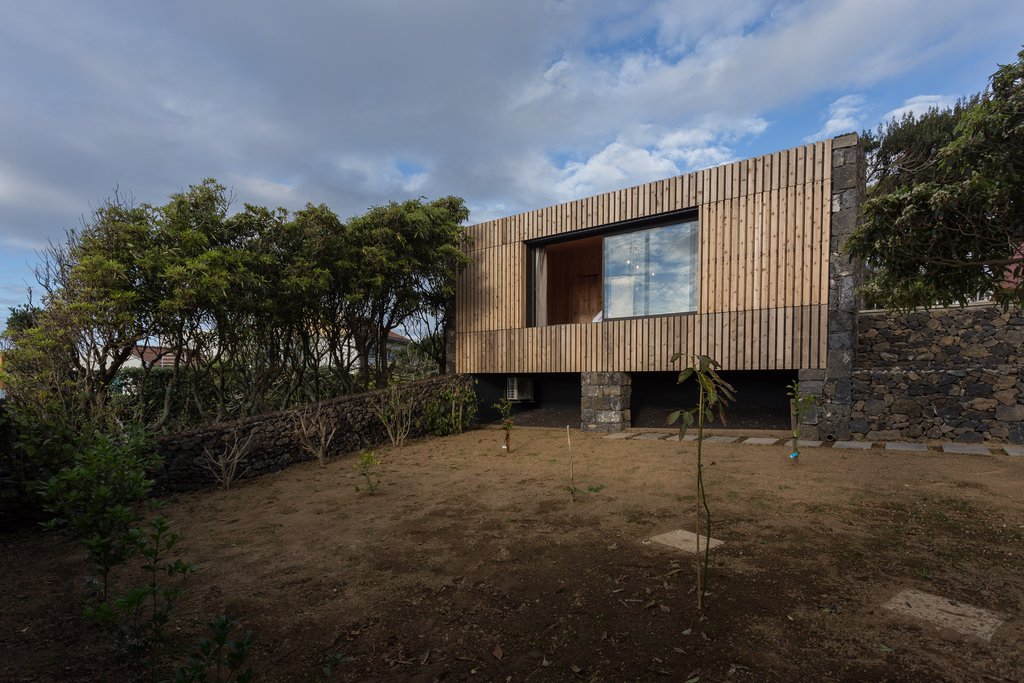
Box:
[883,588,1004,641]
[681,434,699,441]
[885,442,929,452]
[797,440,824,448]
[703,436,738,444]
[743,437,779,445]
[603,431,633,439]
[664,434,681,442]
[941,444,991,455]
[645,529,725,553]
[634,432,669,441]
[833,440,872,450]
[1004,445,1024,456]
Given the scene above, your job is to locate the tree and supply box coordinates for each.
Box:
[338,197,470,386]
[845,48,1024,310]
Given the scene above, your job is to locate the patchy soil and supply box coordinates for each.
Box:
[3,427,1024,682]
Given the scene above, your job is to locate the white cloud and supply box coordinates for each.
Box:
[0,163,83,216]
[882,94,959,122]
[806,95,866,142]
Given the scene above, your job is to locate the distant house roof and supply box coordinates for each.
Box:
[388,331,412,345]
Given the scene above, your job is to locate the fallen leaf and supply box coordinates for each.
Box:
[681,628,692,636]
[493,644,503,661]
[420,649,430,665]
[571,664,582,673]
[541,656,551,667]
[660,604,671,613]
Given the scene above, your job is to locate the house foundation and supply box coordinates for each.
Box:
[581,372,631,432]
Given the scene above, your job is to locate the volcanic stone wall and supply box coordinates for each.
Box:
[155,375,470,491]
[851,306,1024,444]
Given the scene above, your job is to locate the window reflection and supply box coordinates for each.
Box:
[603,221,698,318]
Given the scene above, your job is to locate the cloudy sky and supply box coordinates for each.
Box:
[1,0,1022,328]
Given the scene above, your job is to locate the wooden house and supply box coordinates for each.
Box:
[454,134,864,434]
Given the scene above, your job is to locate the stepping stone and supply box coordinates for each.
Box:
[703,436,738,444]
[634,432,669,440]
[798,440,823,448]
[603,431,633,439]
[885,442,929,452]
[645,529,725,553]
[743,437,779,445]
[664,434,681,442]
[681,434,700,442]
[833,440,872,450]
[941,444,991,455]
[1004,445,1024,456]
[883,589,1004,641]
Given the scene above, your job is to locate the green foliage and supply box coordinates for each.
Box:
[4,302,42,335]
[492,396,513,451]
[2,180,473,447]
[668,354,735,611]
[423,377,477,436]
[354,450,381,494]
[172,614,254,683]
[786,380,817,461]
[847,48,1024,310]
[39,430,157,600]
[88,516,198,674]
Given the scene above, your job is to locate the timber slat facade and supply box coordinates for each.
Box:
[455,140,833,374]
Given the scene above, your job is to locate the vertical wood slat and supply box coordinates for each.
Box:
[454,140,836,373]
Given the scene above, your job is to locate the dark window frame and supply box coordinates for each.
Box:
[526,209,698,327]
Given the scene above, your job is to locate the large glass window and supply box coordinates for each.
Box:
[603,220,698,318]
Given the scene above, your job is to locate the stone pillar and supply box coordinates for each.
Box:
[818,132,865,441]
[581,372,631,432]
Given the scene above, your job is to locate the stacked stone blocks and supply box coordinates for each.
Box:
[581,372,631,432]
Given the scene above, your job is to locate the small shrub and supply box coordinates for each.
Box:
[297,403,338,467]
[201,431,255,490]
[87,516,197,675]
[173,613,254,683]
[423,377,477,436]
[786,380,817,462]
[39,429,156,600]
[492,396,513,452]
[372,384,415,447]
[354,450,381,494]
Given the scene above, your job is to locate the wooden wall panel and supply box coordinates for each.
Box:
[456,140,834,373]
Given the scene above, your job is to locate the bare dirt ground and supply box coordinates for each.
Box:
[3,427,1023,682]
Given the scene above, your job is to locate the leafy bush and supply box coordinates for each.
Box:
[173,614,254,683]
[87,516,197,676]
[423,376,477,436]
[39,429,157,599]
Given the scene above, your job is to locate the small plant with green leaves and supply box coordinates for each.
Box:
[354,449,381,494]
[786,380,817,463]
[492,396,513,452]
[668,354,735,613]
[87,516,197,676]
[423,377,478,435]
[39,430,156,601]
[172,613,254,683]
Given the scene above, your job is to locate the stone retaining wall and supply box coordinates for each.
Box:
[155,375,471,492]
[851,306,1024,443]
